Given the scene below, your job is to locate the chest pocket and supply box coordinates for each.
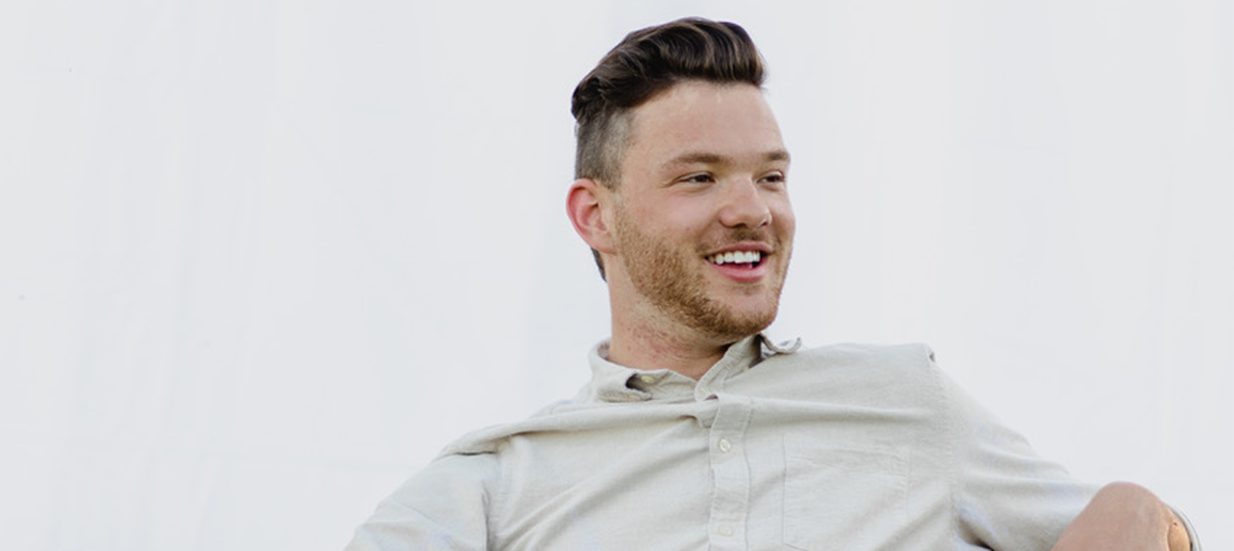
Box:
[782,439,909,550]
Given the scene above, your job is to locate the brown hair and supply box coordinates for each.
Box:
[571,17,767,279]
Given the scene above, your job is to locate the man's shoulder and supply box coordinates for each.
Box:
[768,340,938,376]
[791,340,935,361]
[748,340,945,404]
[435,394,635,461]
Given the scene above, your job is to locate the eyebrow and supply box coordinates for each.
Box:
[663,149,791,168]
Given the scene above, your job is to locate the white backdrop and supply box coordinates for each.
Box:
[2,0,1231,549]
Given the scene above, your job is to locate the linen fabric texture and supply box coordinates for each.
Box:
[345,335,1193,550]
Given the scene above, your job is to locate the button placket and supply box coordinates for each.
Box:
[706,394,753,549]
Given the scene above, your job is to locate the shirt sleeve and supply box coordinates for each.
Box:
[935,360,1100,550]
[345,453,498,551]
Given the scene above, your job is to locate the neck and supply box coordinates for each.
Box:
[607,305,733,381]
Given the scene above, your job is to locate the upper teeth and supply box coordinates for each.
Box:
[709,251,761,265]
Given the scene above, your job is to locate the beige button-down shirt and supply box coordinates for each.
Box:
[347,335,1197,550]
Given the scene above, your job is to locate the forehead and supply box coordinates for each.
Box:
[624,80,785,170]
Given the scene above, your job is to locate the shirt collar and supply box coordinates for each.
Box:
[580,333,802,403]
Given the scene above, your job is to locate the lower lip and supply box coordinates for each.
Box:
[709,260,769,283]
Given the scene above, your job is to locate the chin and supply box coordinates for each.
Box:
[725,292,779,317]
[705,302,779,341]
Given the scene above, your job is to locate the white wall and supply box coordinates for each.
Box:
[2,0,1230,548]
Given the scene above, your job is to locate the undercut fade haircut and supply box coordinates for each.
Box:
[571,17,767,280]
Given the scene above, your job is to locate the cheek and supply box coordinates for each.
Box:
[652,201,715,237]
[772,201,796,237]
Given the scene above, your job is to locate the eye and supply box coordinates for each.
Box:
[680,173,716,184]
[759,171,787,185]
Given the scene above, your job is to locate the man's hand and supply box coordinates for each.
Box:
[1051,481,1190,551]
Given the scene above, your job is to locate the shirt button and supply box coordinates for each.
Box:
[638,374,655,384]
[717,438,732,453]
[717,524,734,537]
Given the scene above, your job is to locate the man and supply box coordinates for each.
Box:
[348,17,1197,550]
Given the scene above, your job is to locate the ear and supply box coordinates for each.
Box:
[566,178,616,254]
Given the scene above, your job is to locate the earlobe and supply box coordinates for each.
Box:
[566,178,616,254]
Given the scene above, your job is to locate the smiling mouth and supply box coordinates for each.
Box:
[706,250,765,269]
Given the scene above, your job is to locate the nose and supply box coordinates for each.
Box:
[717,178,772,228]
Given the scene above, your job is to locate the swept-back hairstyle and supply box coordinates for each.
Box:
[571,17,767,279]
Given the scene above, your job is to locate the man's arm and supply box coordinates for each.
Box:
[345,453,496,551]
[1051,482,1191,551]
[931,353,1199,549]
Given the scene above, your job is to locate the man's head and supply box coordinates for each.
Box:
[571,18,767,279]
[566,18,795,345]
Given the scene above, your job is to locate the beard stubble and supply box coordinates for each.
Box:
[613,204,787,342]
